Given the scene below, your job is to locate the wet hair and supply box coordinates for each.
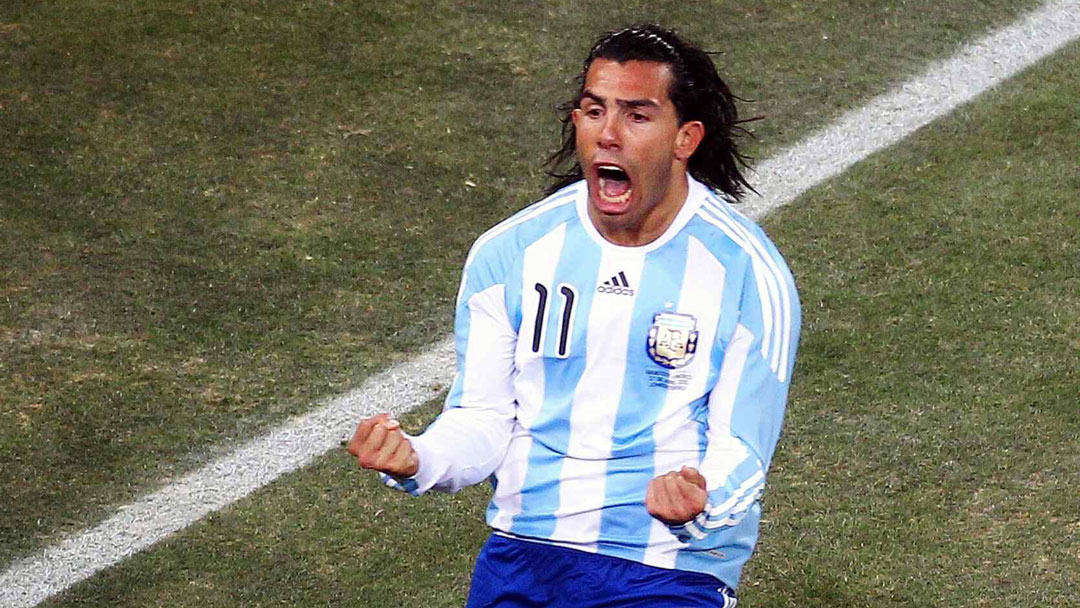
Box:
[544,24,754,200]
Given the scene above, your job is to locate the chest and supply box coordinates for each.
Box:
[511,235,733,378]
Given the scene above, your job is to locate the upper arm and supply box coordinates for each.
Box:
[446,249,519,416]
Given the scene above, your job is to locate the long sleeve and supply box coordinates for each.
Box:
[669,251,801,544]
[382,254,519,495]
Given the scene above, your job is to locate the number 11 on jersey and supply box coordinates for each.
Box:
[531,282,577,358]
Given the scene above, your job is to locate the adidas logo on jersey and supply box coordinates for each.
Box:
[597,271,635,296]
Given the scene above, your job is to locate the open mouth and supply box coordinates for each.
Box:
[596,164,632,204]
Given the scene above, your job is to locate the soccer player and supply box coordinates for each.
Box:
[348,24,800,607]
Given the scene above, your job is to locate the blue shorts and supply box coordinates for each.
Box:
[466,534,737,607]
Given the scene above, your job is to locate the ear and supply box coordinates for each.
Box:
[570,108,582,128]
[674,121,704,162]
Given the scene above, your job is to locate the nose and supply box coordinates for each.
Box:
[598,114,620,150]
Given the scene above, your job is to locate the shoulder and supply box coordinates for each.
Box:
[463,181,584,272]
[688,186,796,289]
[689,183,800,327]
[456,181,583,303]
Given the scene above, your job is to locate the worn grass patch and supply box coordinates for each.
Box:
[0,0,1047,572]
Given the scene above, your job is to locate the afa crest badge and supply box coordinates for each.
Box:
[646,312,698,369]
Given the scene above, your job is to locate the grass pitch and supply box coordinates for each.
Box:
[41,38,1080,607]
[4,1,1077,606]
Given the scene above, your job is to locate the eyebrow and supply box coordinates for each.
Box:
[580,90,661,110]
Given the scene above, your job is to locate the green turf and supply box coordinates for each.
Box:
[42,399,492,608]
[40,28,1080,608]
[0,0,1050,574]
[741,41,1080,606]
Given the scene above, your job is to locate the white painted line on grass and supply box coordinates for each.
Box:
[742,0,1080,221]
[2,1,1079,606]
[0,338,457,608]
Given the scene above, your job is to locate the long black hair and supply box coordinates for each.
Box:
[545,25,754,200]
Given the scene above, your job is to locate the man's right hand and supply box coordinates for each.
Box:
[346,413,420,478]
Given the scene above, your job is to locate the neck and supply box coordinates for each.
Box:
[590,172,689,247]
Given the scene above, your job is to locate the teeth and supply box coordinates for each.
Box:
[597,164,627,179]
[598,178,632,204]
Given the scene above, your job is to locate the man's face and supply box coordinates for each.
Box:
[571,58,702,245]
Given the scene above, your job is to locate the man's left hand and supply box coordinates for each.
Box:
[645,466,707,526]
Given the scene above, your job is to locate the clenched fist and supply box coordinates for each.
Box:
[346,413,419,478]
[645,466,707,526]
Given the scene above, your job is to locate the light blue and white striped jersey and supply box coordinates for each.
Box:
[387,176,800,590]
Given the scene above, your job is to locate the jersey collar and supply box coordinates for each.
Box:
[576,173,707,254]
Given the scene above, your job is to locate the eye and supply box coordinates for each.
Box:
[586,107,603,118]
[629,112,648,123]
